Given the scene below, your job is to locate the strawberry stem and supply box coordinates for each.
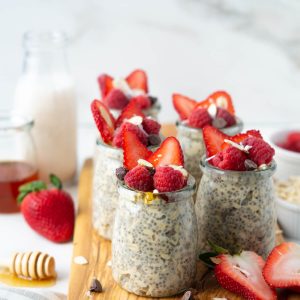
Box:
[50,174,63,189]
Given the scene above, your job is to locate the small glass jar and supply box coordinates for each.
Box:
[195,158,277,258]
[92,139,123,239]
[176,119,243,185]
[112,176,197,297]
[0,112,38,213]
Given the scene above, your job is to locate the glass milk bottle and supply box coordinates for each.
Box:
[14,31,77,182]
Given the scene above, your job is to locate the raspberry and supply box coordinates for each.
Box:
[104,89,129,109]
[153,166,187,192]
[142,117,161,134]
[112,122,148,148]
[124,165,154,192]
[242,137,275,166]
[188,108,212,128]
[211,146,248,171]
[216,108,236,127]
[131,95,151,109]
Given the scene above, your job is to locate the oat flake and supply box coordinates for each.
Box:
[74,256,88,265]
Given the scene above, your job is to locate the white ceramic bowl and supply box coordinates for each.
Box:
[269,129,300,179]
[276,196,300,240]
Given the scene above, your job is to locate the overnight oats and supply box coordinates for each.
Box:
[97,69,161,119]
[195,126,276,258]
[112,135,198,297]
[90,99,162,239]
[173,91,243,184]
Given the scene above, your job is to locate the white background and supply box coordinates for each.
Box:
[1,0,300,296]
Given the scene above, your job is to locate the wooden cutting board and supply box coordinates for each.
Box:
[68,124,297,300]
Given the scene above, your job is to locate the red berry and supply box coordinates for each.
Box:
[142,117,161,135]
[97,74,114,98]
[104,89,129,109]
[90,99,115,143]
[123,130,152,170]
[148,137,184,168]
[211,146,247,171]
[116,101,145,128]
[242,137,275,166]
[125,69,148,93]
[188,107,212,128]
[203,126,229,157]
[216,107,236,127]
[21,189,74,243]
[153,166,187,192]
[124,165,153,192]
[113,122,148,148]
[172,93,197,120]
[280,131,300,153]
[131,95,151,110]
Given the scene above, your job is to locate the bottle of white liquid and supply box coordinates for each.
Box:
[14,31,77,182]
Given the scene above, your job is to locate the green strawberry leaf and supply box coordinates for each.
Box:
[17,180,47,204]
[50,174,63,189]
[199,252,218,268]
[208,240,229,254]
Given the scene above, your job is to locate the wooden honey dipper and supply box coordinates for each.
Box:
[9,251,56,280]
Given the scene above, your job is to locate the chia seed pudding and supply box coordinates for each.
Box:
[92,138,123,239]
[112,176,197,297]
[195,158,277,258]
[176,119,243,185]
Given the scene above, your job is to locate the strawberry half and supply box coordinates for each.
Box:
[172,93,197,120]
[263,242,300,291]
[91,99,115,143]
[116,101,145,128]
[123,130,152,170]
[148,137,184,167]
[214,251,276,300]
[125,69,148,93]
[196,91,235,115]
[97,74,114,98]
[203,126,229,157]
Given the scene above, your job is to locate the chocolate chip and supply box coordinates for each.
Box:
[181,290,194,300]
[149,96,157,105]
[212,117,227,129]
[115,167,128,181]
[89,277,102,293]
[148,134,161,146]
[244,159,258,170]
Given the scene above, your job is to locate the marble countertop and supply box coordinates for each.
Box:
[1,0,300,297]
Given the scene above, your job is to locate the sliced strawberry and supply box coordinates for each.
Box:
[97,74,114,98]
[90,99,115,143]
[215,251,276,300]
[263,242,300,291]
[172,93,197,120]
[196,91,235,115]
[131,95,151,110]
[148,137,184,167]
[123,130,152,170]
[115,101,145,128]
[125,69,148,93]
[202,126,229,157]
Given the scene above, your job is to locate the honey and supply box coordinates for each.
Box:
[0,161,38,213]
[0,266,56,288]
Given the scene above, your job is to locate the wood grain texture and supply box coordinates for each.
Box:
[68,124,296,300]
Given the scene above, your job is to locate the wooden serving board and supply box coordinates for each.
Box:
[68,124,297,300]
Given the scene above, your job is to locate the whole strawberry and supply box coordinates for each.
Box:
[18,174,75,243]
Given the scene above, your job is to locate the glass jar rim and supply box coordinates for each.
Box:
[200,155,277,176]
[176,117,243,132]
[23,31,68,51]
[0,111,34,131]
[117,174,196,201]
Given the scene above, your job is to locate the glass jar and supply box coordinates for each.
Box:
[176,118,243,185]
[14,31,77,182]
[92,139,123,240]
[0,112,38,213]
[112,176,197,297]
[195,158,277,258]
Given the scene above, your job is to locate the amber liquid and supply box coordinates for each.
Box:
[0,267,56,288]
[0,161,38,213]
